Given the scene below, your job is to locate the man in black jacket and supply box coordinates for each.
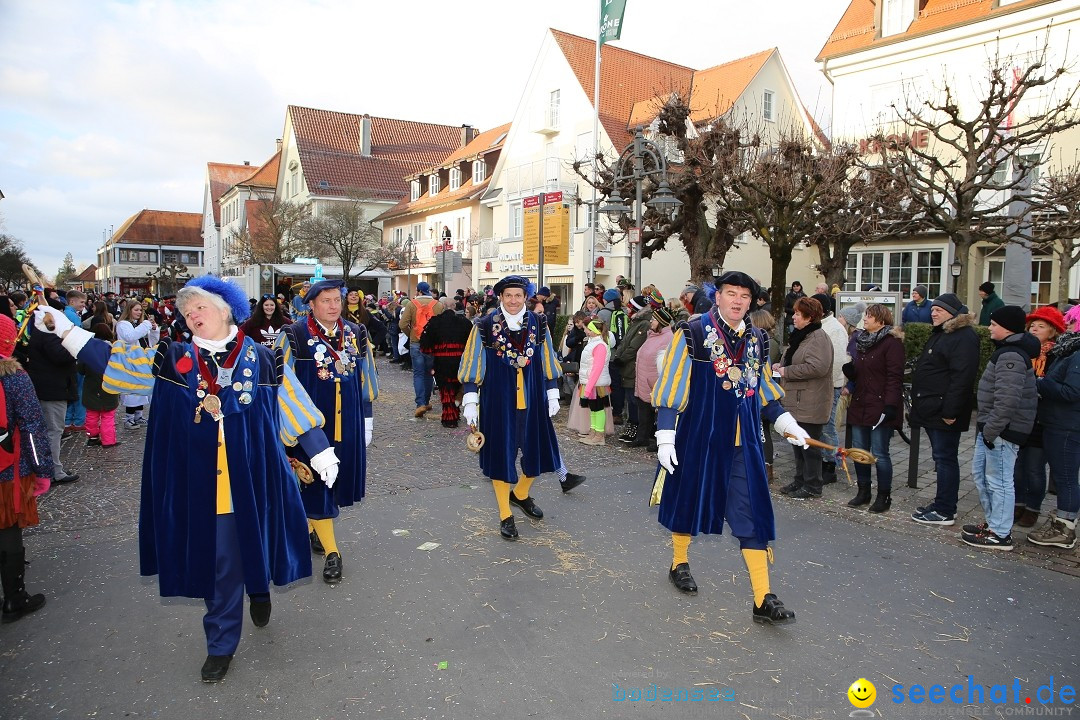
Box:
[26,323,80,484]
[909,293,980,526]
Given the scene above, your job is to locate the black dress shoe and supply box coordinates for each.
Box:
[753,593,796,625]
[788,488,820,499]
[53,473,79,485]
[499,516,518,540]
[560,473,586,493]
[509,494,543,519]
[201,654,233,682]
[668,563,698,594]
[309,530,325,555]
[322,552,343,584]
[249,599,271,627]
[779,481,801,495]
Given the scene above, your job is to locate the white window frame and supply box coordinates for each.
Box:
[473,159,486,184]
[549,89,560,129]
[509,201,523,238]
[410,180,421,201]
[449,168,461,191]
[763,90,774,122]
[430,173,440,196]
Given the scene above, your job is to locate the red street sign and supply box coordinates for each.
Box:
[543,191,563,203]
[523,195,540,209]
[523,191,562,208]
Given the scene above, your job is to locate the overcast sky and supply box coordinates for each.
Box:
[0,0,851,278]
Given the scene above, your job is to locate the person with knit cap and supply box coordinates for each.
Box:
[33,276,336,682]
[458,275,566,540]
[961,306,1039,550]
[650,270,809,625]
[400,281,444,418]
[0,313,53,624]
[576,318,613,446]
[978,281,1005,326]
[910,292,981,527]
[901,285,933,325]
[596,288,629,423]
[1027,304,1080,550]
[276,277,379,586]
[633,305,673,451]
[613,295,652,445]
[1012,306,1066,528]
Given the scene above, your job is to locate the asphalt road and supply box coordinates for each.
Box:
[3,360,1078,720]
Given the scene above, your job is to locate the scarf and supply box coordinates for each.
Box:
[1033,339,1055,378]
[1047,331,1080,364]
[193,325,238,354]
[856,325,892,354]
[500,304,527,331]
[782,321,821,367]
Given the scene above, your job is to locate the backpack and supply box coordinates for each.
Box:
[412,299,436,339]
[610,308,629,346]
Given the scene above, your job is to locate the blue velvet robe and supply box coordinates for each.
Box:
[652,311,786,541]
[277,318,377,519]
[458,311,561,482]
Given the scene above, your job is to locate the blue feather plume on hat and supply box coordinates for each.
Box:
[185,275,250,324]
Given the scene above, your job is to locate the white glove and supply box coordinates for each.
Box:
[655,429,678,474]
[34,306,74,336]
[774,412,810,449]
[462,391,479,426]
[309,447,340,489]
[365,417,373,447]
[547,388,560,417]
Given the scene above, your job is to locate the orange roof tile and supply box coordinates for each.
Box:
[434,123,512,173]
[288,106,464,202]
[110,210,203,248]
[207,163,256,225]
[818,0,1052,61]
[239,151,280,189]
[552,29,694,149]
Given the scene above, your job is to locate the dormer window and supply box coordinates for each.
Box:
[473,159,486,183]
[449,168,461,191]
[411,180,421,201]
[430,173,440,196]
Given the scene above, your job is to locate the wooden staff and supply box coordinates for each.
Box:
[18,263,53,338]
[784,433,876,486]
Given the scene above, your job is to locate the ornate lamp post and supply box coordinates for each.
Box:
[599,129,681,287]
[405,234,420,295]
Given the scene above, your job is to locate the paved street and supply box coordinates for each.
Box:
[3,359,1079,719]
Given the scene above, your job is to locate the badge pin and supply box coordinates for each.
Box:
[239,392,252,405]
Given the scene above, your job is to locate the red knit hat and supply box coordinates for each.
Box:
[0,314,18,359]
[1026,305,1066,334]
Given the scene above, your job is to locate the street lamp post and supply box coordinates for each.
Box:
[950,258,962,294]
[599,129,681,288]
[405,234,420,295]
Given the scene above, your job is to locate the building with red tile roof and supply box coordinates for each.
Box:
[96,209,204,295]
[201,158,268,276]
[218,151,281,273]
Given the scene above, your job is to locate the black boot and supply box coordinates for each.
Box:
[821,461,837,485]
[1,549,46,624]
[847,484,872,508]
[753,593,796,625]
[618,423,638,444]
[868,492,892,513]
[780,480,802,495]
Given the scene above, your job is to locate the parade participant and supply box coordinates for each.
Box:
[458,275,565,540]
[0,313,53,624]
[276,277,377,584]
[241,295,288,348]
[34,275,336,682]
[291,281,311,321]
[116,300,155,429]
[651,271,810,625]
[419,296,473,428]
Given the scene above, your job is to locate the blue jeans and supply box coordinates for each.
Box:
[850,425,894,493]
[65,374,87,427]
[410,344,434,408]
[924,427,962,517]
[972,433,1019,538]
[1043,428,1080,521]
[1013,445,1048,513]
[820,387,842,463]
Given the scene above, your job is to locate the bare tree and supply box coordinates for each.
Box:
[228,197,312,265]
[0,233,40,291]
[866,43,1080,300]
[297,190,390,286]
[1030,159,1080,304]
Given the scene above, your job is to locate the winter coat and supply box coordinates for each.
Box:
[563,324,586,365]
[978,292,1005,326]
[821,315,850,388]
[1036,333,1080,433]
[909,312,980,431]
[635,325,673,402]
[0,357,53,492]
[846,328,905,429]
[902,299,933,325]
[611,310,652,389]
[779,326,834,424]
[117,319,153,409]
[784,290,806,324]
[976,332,1039,446]
[399,296,445,342]
[78,361,121,412]
[26,329,77,402]
[578,335,611,394]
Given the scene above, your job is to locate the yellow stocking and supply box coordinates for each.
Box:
[513,474,534,501]
[671,532,691,570]
[742,548,772,606]
[493,480,513,521]
[310,518,339,556]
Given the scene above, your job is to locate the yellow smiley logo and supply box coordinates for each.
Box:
[847,678,876,708]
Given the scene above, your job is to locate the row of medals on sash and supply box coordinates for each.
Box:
[308,335,357,381]
[194,353,258,424]
[491,319,535,368]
